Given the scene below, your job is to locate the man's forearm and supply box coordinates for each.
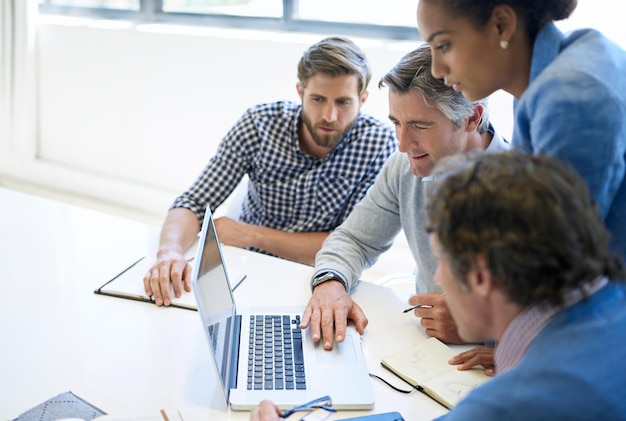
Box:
[248,226,329,266]
[158,207,201,256]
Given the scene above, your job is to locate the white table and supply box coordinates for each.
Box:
[0,186,449,420]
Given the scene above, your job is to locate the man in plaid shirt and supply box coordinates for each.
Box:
[144,36,397,306]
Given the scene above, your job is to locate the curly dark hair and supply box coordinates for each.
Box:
[425,150,624,307]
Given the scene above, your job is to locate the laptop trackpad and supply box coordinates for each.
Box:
[314,334,357,363]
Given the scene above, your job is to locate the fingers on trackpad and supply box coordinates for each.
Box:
[313,335,357,363]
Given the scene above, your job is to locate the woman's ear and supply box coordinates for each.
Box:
[491,4,518,45]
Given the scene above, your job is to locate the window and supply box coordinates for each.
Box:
[38,0,421,40]
[163,0,282,18]
[41,0,140,10]
[297,0,417,27]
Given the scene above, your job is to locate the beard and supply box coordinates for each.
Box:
[301,111,358,149]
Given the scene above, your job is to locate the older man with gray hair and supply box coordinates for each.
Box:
[301,44,509,357]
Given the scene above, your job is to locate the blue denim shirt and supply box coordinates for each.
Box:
[436,282,626,421]
[513,23,626,259]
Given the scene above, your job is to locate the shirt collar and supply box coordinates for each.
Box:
[495,276,609,374]
[484,124,510,153]
[530,22,567,84]
[513,22,566,112]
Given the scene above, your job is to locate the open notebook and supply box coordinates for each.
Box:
[381,337,491,409]
[94,253,245,310]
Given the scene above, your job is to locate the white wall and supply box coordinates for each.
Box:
[0,15,514,221]
[4,1,623,222]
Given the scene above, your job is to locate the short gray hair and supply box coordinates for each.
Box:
[379,44,489,133]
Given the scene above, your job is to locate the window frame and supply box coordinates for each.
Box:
[37,0,421,41]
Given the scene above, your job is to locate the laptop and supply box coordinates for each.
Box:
[191,211,375,411]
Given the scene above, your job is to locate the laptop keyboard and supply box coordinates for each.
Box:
[247,314,306,390]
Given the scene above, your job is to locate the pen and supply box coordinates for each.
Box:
[403,304,433,313]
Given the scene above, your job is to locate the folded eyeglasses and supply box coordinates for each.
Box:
[280,395,336,419]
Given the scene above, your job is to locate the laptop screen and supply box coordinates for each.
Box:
[193,212,237,398]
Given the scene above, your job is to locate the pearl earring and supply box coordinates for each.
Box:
[500,40,509,49]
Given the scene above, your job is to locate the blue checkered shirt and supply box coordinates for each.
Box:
[171,101,397,232]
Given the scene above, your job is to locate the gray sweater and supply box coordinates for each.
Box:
[313,131,510,293]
